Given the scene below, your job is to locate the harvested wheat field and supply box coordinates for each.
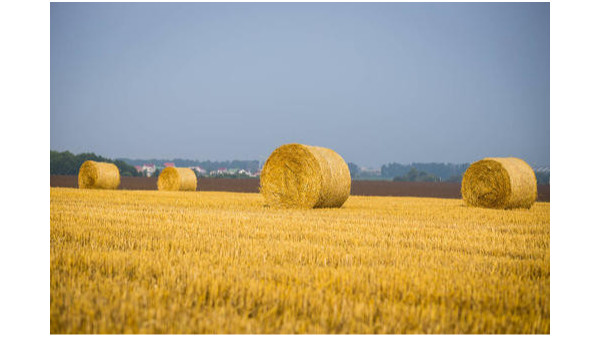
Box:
[50,187,549,334]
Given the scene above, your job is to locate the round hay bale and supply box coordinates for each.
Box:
[461,157,537,209]
[157,167,197,191]
[78,160,120,190]
[260,143,351,208]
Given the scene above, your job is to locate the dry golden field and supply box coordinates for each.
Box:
[50,187,549,334]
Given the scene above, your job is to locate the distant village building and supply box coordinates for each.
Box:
[533,166,550,173]
[209,168,229,176]
[134,164,260,178]
[190,166,206,175]
[360,167,382,176]
[237,169,251,176]
[141,164,156,177]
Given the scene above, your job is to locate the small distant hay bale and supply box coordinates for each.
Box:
[260,143,351,208]
[461,157,537,209]
[78,160,120,190]
[157,167,197,191]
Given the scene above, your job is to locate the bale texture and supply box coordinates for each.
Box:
[78,160,120,190]
[157,167,197,191]
[260,143,351,208]
[461,157,537,209]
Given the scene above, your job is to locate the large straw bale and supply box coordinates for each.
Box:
[157,167,197,191]
[461,157,537,209]
[260,143,351,208]
[78,160,120,190]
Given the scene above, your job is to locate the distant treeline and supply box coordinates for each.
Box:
[51,150,549,184]
[350,161,550,184]
[392,168,443,182]
[534,171,550,185]
[381,162,470,182]
[118,158,261,173]
[51,151,142,177]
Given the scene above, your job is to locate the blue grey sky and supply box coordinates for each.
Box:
[51,2,549,167]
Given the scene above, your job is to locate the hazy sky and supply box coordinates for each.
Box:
[51,2,549,167]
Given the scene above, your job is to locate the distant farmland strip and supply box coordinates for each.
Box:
[50,175,550,201]
[50,175,260,193]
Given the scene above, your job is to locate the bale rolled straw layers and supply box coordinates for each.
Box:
[78,160,121,190]
[461,157,537,209]
[157,167,197,191]
[260,143,351,208]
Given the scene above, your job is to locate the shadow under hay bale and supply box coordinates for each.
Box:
[461,157,537,209]
[157,167,197,191]
[260,143,351,208]
[78,160,120,190]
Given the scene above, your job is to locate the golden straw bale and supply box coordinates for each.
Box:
[461,157,537,209]
[157,167,197,191]
[78,160,120,190]
[260,143,351,208]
